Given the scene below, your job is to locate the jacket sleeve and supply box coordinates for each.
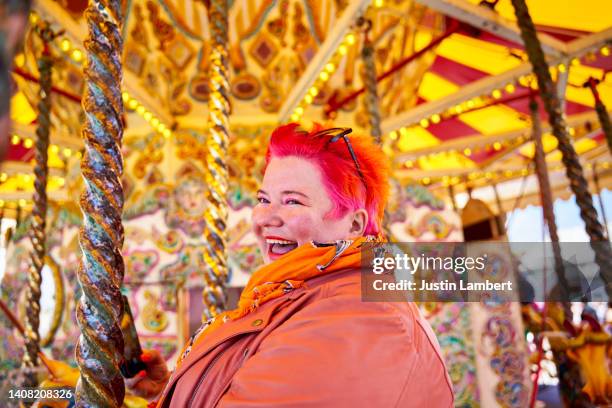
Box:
[217,294,454,408]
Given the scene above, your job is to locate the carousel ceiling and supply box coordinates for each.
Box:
[3,0,612,213]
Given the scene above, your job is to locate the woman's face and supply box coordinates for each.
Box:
[252,156,367,264]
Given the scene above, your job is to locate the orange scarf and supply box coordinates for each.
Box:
[175,236,378,367]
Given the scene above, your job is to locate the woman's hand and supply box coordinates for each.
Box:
[125,349,170,401]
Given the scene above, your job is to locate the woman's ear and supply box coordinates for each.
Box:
[349,209,368,237]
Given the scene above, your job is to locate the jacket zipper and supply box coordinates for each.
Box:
[208,348,250,408]
[187,342,252,407]
[188,348,225,407]
[182,292,307,406]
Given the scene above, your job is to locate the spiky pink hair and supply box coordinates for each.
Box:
[264,123,390,235]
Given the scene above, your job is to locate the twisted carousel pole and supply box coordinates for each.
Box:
[202,0,230,320]
[358,17,394,239]
[592,162,610,240]
[530,98,597,408]
[15,202,21,228]
[360,18,382,145]
[22,23,53,384]
[447,185,457,212]
[0,0,31,159]
[511,0,612,299]
[584,77,612,155]
[491,183,507,236]
[75,1,126,406]
[530,99,569,303]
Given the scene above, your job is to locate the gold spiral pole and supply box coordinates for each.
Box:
[511,0,612,299]
[359,18,393,239]
[202,0,230,320]
[75,1,126,406]
[360,19,382,145]
[22,23,53,385]
[0,0,32,158]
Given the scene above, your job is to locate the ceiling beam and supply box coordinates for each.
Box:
[394,164,532,179]
[582,144,611,162]
[0,161,67,178]
[11,122,84,150]
[395,151,611,182]
[381,27,612,135]
[395,127,526,161]
[396,144,610,180]
[10,121,173,150]
[277,0,371,122]
[477,139,528,169]
[0,189,69,203]
[450,167,612,213]
[413,0,566,56]
[34,0,175,127]
[394,110,606,162]
[567,27,612,54]
[382,63,532,134]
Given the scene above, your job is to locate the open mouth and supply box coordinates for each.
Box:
[266,237,298,259]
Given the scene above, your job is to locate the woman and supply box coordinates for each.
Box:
[129,124,454,407]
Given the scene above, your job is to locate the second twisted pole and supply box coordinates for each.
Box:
[202,0,230,320]
[22,24,53,382]
[361,19,382,145]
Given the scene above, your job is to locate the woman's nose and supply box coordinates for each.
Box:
[253,204,283,228]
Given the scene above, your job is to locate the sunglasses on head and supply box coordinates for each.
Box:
[296,127,367,188]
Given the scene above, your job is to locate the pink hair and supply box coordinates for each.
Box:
[264,123,390,235]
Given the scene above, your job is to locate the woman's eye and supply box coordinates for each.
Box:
[257,197,269,204]
[285,199,302,205]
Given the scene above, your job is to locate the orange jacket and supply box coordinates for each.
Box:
[157,269,454,407]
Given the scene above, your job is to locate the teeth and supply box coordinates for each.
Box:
[266,239,295,245]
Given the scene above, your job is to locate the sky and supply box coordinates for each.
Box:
[506,188,612,242]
